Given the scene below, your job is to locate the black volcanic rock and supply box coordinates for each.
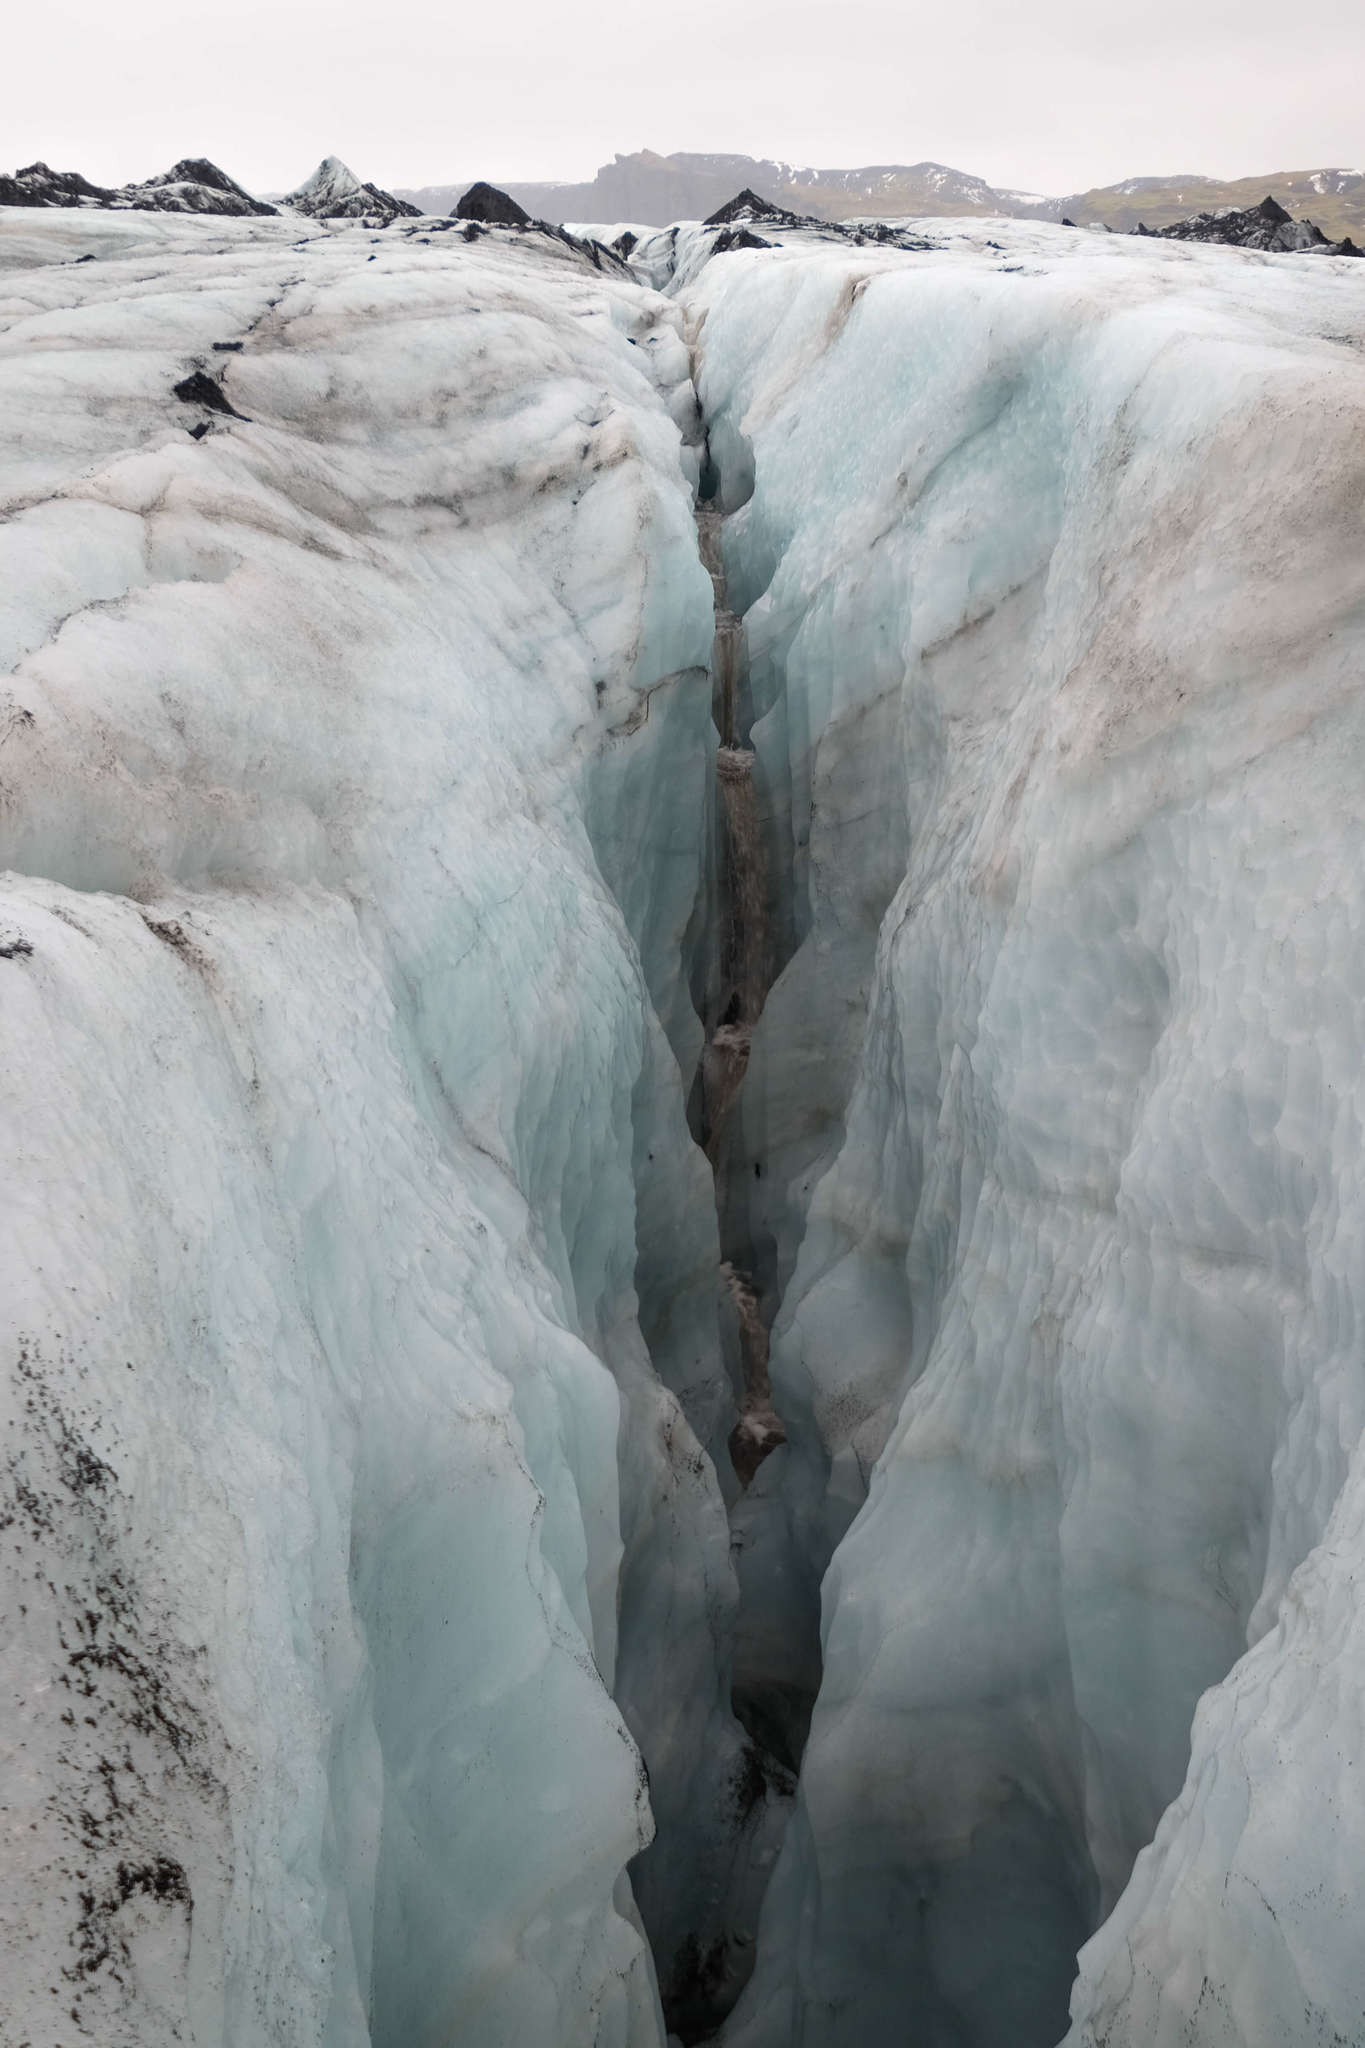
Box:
[455,182,531,226]
[712,226,773,253]
[703,188,806,229]
[132,159,277,216]
[1137,194,1357,255]
[442,181,625,276]
[0,155,276,216]
[693,193,935,273]
[0,161,116,207]
[173,370,250,420]
[154,157,245,197]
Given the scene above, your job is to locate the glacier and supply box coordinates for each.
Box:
[0,204,770,2048]
[2,193,1365,2048]
[676,220,1365,2048]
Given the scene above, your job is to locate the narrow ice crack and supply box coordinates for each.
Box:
[689,447,787,1491]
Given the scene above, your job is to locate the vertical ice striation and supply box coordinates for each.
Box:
[0,207,751,2048]
[673,224,1365,2047]
[6,198,1365,2048]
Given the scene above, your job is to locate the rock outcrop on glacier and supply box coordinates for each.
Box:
[1135,191,1361,255]
[0,160,118,207]
[612,201,936,296]
[283,155,420,221]
[455,180,532,226]
[0,156,277,215]
[127,157,281,216]
[702,190,808,231]
[0,154,429,225]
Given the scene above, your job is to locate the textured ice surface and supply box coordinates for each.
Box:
[0,206,750,2047]
[673,223,1365,2047]
[8,197,1365,2048]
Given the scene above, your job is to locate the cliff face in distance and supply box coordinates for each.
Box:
[396,147,1365,241]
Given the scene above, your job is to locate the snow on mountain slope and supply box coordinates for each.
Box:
[284,157,419,221]
[0,205,754,2047]
[0,156,278,215]
[666,221,1365,2047]
[130,158,280,216]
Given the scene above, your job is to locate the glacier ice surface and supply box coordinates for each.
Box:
[0,205,764,2047]
[5,194,1365,2048]
[672,221,1365,2047]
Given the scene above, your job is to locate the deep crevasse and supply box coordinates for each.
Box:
[3,198,1365,2048]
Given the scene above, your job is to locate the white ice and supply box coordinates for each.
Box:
[673,220,1365,2048]
[0,206,753,2047]
[6,193,1365,2048]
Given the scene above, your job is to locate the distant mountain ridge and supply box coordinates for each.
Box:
[1076,166,1365,241]
[396,152,1016,226]
[0,157,277,216]
[396,149,1365,243]
[0,154,416,225]
[5,146,1363,245]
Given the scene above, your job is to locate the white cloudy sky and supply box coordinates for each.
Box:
[10,0,1364,196]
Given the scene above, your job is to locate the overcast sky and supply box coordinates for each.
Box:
[10,0,1364,197]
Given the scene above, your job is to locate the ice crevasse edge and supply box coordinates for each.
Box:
[679,225,1365,2045]
[0,209,751,2046]
[1,202,1365,2048]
